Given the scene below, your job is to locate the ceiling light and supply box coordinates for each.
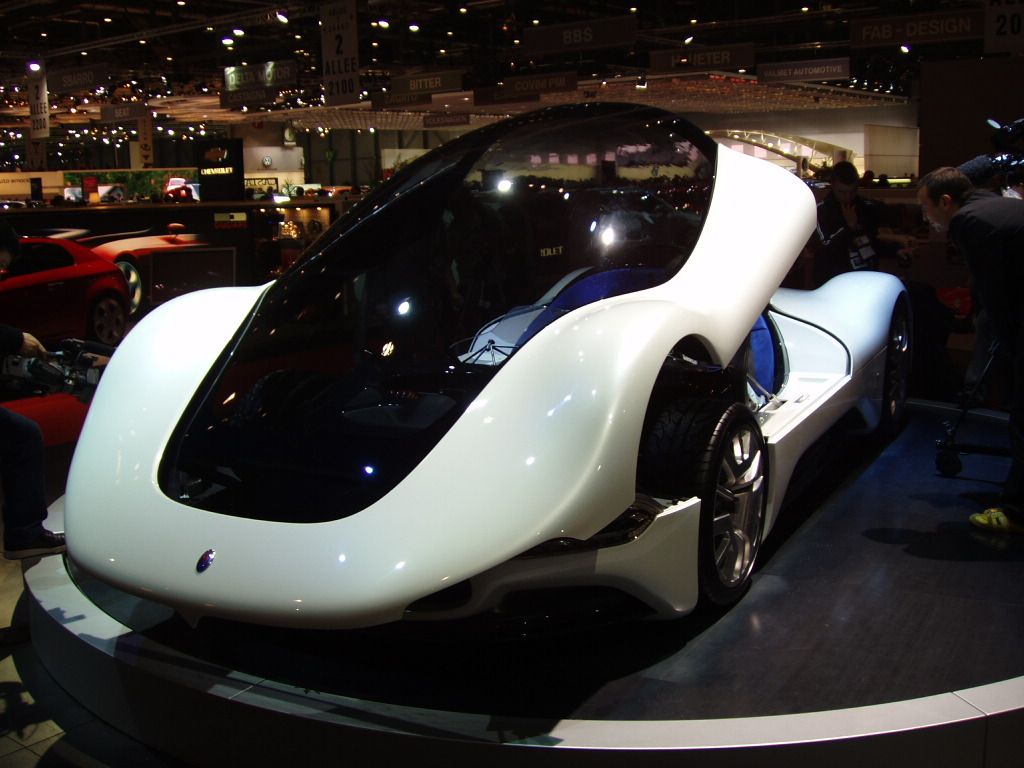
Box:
[459,7,467,13]
[27,62,40,72]
[409,23,420,32]
[103,17,112,22]
[233,28,245,36]
[222,38,234,45]
[899,44,911,53]
[684,36,694,44]
[377,19,390,29]
[276,11,288,23]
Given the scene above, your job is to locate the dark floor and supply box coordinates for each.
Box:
[68,402,1024,723]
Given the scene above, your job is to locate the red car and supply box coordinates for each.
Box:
[0,237,130,347]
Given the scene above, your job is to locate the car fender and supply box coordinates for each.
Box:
[771,271,907,373]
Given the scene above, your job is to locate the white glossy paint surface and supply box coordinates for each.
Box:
[67,145,903,630]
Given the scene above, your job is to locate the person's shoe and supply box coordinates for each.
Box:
[3,531,66,560]
[968,508,1024,535]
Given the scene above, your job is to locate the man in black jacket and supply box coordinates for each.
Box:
[812,161,883,285]
[919,167,1024,533]
[0,222,66,559]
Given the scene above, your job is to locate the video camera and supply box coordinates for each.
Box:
[1,338,112,403]
[958,117,1024,185]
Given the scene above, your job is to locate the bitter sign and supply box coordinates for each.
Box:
[320,0,359,106]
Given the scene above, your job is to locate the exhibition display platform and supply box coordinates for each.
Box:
[24,402,1024,767]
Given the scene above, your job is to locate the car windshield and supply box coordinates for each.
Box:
[160,104,716,523]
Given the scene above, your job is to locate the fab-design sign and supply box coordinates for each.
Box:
[850,9,984,47]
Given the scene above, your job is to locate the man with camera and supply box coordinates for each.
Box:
[918,166,1024,534]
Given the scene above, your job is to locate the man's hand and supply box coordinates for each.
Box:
[18,332,46,358]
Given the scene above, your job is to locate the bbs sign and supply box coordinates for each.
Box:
[320,0,359,106]
[523,15,637,55]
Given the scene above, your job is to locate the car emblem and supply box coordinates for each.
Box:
[196,549,216,573]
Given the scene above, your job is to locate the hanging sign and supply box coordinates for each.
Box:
[523,15,637,55]
[28,72,49,139]
[758,58,850,83]
[985,0,1024,53]
[850,10,984,47]
[320,0,359,106]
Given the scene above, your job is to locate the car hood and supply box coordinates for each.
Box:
[65,143,814,629]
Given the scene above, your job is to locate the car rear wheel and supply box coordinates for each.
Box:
[114,257,143,314]
[880,295,912,437]
[641,399,767,606]
[88,295,127,346]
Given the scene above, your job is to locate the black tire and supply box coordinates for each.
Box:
[88,294,127,346]
[641,399,767,607]
[880,295,912,437]
[114,256,144,315]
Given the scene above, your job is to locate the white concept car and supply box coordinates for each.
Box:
[65,103,910,629]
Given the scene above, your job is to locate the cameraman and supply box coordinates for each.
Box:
[918,167,1024,534]
[0,222,66,559]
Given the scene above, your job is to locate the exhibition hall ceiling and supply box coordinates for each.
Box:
[0,0,985,131]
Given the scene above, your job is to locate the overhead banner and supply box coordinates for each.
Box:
[523,15,637,55]
[320,0,359,106]
[389,70,464,96]
[850,9,984,47]
[28,72,49,139]
[370,91,433,110]
[473,71,577,106]
[650,44,755,73]
[221,60,297,108]
[985,0,1024,53]
[48,65,109,95]
[758,57,850,83]
[423,113,470,128]
[100,103,149,122]
[137,112,155,168]
[25,140,46,171]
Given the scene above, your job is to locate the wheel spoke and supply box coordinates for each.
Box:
[711,426,765,588]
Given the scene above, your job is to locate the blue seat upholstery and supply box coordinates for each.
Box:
[516,267,664,346]
[748,314,775,391]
